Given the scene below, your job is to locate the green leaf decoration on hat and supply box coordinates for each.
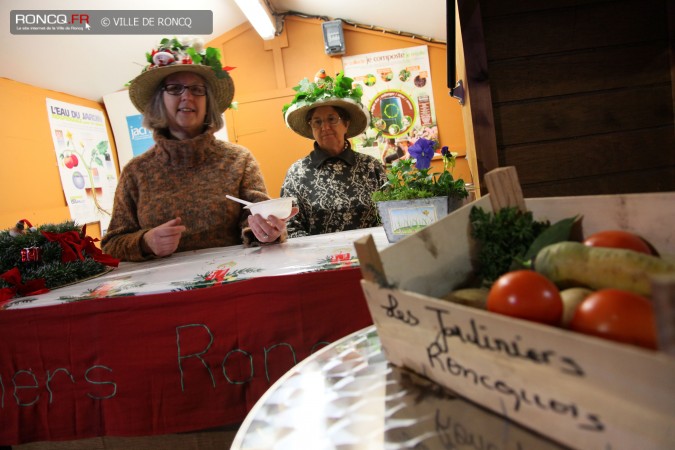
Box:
[282,71,364,114]
[206,47,230,80]
[139,37,230,79]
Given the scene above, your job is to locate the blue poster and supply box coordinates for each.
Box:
[126,114,154,157]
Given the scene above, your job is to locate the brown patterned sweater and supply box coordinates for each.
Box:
[101,131,271,261]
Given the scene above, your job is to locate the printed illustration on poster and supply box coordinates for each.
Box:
[47,98,118,234]
[343,45,437,163]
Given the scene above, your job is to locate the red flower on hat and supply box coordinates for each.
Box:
[152,51,176,67]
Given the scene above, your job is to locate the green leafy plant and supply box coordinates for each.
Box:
[469,206,551,286]
[372,138,469,202]
[361,131,382,147]
[282,72,363,115]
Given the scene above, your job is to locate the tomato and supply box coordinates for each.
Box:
[570,289,657,350]
[63,155,74,169]
[487,270,563,325]
[583,230,652,254]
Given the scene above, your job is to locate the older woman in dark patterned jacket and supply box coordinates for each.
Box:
[280,70,386,237]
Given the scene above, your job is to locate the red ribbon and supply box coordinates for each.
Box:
[41,224,119,267]
[0,287,17,304]
[0,267,50,299]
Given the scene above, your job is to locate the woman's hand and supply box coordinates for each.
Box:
[142,217,186,257]
[248,207,299,243]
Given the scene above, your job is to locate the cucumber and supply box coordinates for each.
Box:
[534,241,675,296]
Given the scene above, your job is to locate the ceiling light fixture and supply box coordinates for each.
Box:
[233,0,278,40]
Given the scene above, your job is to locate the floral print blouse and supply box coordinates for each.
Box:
[281,142,387,238]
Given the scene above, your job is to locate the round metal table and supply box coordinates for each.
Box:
[231,325,569,449]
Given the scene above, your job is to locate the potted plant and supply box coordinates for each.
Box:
[372,137,470,242]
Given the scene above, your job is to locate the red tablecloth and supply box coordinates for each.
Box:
[0,266,374,445]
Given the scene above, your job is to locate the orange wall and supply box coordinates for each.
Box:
[0,78,119,239]
[0,17,467,238]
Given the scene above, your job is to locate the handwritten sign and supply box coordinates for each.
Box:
[377,291,604,432]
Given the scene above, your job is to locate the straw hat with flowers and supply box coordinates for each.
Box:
[128,37,235,114]
[283,70,370,140]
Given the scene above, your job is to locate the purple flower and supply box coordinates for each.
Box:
[408,138,435,169]
[441,146,450,158]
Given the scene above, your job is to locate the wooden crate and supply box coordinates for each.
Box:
[355,191,675,450]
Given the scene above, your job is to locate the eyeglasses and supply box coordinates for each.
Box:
[308,116,342,129]
[162,84,207,96]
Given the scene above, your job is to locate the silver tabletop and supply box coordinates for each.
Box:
[232,325,568,449]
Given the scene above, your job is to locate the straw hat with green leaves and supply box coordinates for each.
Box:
[128,37,235,114]
[283,71,370,139]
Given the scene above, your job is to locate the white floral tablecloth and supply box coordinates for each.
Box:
[4,227,390,310]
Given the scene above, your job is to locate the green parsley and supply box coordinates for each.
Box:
[469,206,550,287]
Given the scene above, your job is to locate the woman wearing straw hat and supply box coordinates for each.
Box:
[102,38,294,261]
[281,71,386,237]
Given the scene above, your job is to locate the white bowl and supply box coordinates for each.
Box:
[245,197,296,219]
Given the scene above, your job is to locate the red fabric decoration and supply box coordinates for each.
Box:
[41,224,119,267]
[0,287,16,304]
[0,267,49,297]
[0,268,373,445]
[40,230,83,262]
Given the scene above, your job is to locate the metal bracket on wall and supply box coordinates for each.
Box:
[450,79,465,105]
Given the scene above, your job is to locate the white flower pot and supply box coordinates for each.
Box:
[377,196,465,243]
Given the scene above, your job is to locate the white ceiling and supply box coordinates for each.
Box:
[2,0,447,103]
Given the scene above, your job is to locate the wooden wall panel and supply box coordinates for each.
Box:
[506,127,675,185]
[480,0,615,16]
[517,167,675,197]
[495,85,673,145]
[489,43,671,103]
[460,0,674,197]
[457,0,499,188]
[481,0,667,60]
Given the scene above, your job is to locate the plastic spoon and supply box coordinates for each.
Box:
[225,195,254,207]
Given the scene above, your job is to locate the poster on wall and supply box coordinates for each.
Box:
[343,45,438,163]
[46,98,118,234]
[126,114,155,158]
